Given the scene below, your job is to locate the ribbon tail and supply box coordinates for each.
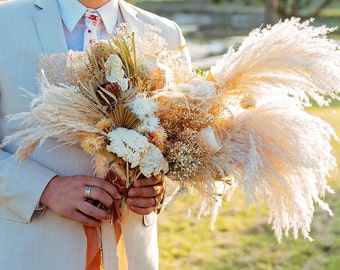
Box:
[113,199,128,270]
[83,226,103,270]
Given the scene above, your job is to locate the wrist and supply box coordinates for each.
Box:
[40,175,59,207]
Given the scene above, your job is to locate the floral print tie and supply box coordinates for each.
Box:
[83,9,102,50]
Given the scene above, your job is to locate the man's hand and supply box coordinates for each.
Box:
[40,175,121,227]
[126,176,165,215]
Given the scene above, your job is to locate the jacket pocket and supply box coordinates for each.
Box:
[143,212,157,227]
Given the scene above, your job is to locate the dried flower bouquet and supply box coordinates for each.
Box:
[2,18,340,243]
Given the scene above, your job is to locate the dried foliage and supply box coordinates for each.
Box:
[3,19,340,242]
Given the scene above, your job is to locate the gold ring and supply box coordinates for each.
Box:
[84,186,92,199]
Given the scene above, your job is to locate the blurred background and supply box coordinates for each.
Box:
[128,1,340,269]
[131,0,340,67]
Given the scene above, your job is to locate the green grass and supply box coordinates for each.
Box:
[158,106,340,270]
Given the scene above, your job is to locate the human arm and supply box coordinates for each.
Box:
[0,145,164,225]
[0,147,119,225]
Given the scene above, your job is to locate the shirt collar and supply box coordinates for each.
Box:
[97,0,119,34]
[58,0,119,34]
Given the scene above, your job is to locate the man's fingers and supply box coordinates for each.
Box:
[125,175,165,215]
[128,184,163,198]
[78,201,112,221]
[129,205,155,215]
[83,186,115,209]
[133,176,164,187]
[71,210,103,227]
[41,175,121,226]
[84,178,121,200]
[126,196,157,208]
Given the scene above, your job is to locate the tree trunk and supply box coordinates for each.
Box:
[265,0,279,24]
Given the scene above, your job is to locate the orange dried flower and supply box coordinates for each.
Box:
[146,127,167,151]
[146,68,165,91]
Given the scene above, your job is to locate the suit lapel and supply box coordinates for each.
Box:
[118,0,144,35]
[34,0,68,54]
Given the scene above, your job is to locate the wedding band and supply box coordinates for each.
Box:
[153,196,157,207]
[84,186,92,199]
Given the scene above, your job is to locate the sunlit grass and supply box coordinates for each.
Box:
[158,106,340,270]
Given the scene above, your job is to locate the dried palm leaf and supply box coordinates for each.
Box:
[110,104,140,129]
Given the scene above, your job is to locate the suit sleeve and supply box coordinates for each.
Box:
[0,149,57,223]
[0,1,59,224]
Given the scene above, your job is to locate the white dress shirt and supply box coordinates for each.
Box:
[58,0,119,50]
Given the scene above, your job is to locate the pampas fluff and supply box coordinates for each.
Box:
[1,76,107,163]
[211,18,340,107]
[215,103,337,241]
[207,18,340,241]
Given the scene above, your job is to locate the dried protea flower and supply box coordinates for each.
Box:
[89,40,114,64]
[96,82,121,107]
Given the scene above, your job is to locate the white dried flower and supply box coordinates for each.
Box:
[136,116,160,133]
[106,127,167,176]
[130,95,158,117]
[139,144,169,177]
[105,54,129,91]
[196,126,221,154]
[106,127,150,168]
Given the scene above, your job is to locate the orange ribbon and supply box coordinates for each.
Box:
[112,199,128,270]
[83,170,129,270]
[83,226,103,270]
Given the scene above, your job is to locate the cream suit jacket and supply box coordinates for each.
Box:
[0,0,188,269]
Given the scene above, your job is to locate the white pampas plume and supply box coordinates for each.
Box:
[214,102,337,242]
[211,18,340,107]
[1,73,106,162]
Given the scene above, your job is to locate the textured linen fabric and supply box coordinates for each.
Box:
[0,0,189,269]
